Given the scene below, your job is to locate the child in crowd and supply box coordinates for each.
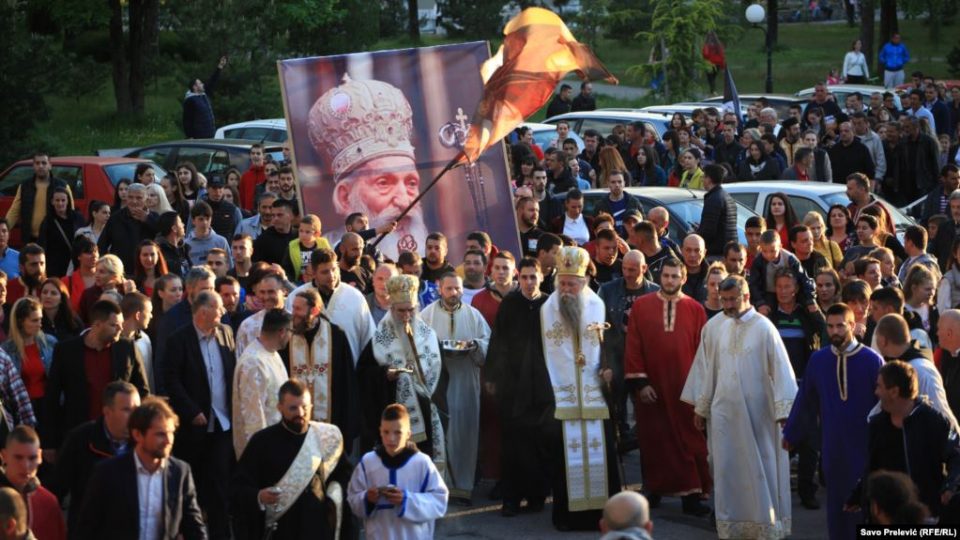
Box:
[348,404,449,539]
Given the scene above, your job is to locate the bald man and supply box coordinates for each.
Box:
[647,206,678,253]
[599,250,660,444]
[873,313,959,432]
[599,491,653,540]
[937,309,960,418]
[338,232,372,293]
[680,234,708,302]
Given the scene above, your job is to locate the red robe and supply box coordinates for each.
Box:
[239,164,266,211]
[624,292,712,496]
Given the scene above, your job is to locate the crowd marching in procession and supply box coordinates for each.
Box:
[4,25,960,540]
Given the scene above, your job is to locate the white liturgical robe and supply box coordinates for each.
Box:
[286,281,375,365]
[680,308,798,540]
[232,338,287,458]
[421,299,490,498]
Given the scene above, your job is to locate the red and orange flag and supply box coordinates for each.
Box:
[462,7,618,163]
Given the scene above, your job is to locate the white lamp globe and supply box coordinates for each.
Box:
[745,4,766,24]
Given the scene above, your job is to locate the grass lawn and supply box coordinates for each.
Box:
[594,17,954,97]
[30,18,956,159]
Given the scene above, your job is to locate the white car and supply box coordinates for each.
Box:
[214,119,288,142]
[795,84,903,111]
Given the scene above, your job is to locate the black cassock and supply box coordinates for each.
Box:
[231,424,356,540]
[281,319,360,454]
[356,340,449,457]
[487,291,621,531]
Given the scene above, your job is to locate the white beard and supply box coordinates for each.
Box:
[343,184,428,260]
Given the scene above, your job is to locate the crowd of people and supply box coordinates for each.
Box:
[0,77,958,540]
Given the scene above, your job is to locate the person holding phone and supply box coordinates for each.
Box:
[348,403,448,539]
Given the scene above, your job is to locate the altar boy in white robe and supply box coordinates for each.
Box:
[421,273,491,504]
[348,403,448,540]
[681,275,798,540]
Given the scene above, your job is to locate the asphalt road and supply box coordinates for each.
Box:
[358,448,830,539]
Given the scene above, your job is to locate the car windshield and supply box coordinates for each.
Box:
[821,192,914,230]
[666,199,752,244]
[104,163,167,187]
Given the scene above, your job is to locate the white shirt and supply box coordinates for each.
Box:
[196,325,231,431]
[563,214,590,246]
[134,452,166,540]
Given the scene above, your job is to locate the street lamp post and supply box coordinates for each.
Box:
[745,4,773,93]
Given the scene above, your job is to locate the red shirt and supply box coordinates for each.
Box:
[27,485,66,540]
[67,271,92,313]
[21,343,45,400]
[84,343,112,421]
[6,278,36,308]
[239,164,266,211]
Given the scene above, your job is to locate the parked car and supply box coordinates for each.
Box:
[581,186,758,245]
[543,110,673,143]
[639,102,749,120]
[701,93,808,120]
[124,139,284,178]
[523,122,586,152]
[214,119,288,142]
[0,157,166,245]
[795,84,903,111]
[722,180,915,242]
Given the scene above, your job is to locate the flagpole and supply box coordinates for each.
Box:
[369,152,465,248]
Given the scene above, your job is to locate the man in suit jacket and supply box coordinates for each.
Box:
[165,291,236,540]
[52,381,140,534]
[74,397,207,540]
[43,300,150,452]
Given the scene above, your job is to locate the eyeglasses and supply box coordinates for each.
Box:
[719,294,743,304]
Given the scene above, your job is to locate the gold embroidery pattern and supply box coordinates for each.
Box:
[546,320,569,347]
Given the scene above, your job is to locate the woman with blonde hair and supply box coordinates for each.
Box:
[1,297,56,425]
[597,146,630,188]
[77,254,129,323]
[144,183,173,214]
[803,211,842,269]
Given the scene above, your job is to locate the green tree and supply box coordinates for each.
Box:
[605,0,654,43]
[629,0,729,100]
[572,0,610,49]
[0,2,58,164]
[437,0,508,39]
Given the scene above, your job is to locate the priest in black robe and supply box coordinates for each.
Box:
[289,288,360,453]
[232,379,356,540]
[485,258,552,517]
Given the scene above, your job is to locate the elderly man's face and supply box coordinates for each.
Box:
[557,275,585,297]
[337,155,420,223]
[682,238,704,268]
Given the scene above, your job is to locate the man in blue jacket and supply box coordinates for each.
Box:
[879,34,910,89]
[183,56,227,139]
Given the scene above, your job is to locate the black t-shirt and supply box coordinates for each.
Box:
[341,266,373,294]
[620,286,647,332]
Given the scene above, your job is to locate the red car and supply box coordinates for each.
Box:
[0,157,167,246]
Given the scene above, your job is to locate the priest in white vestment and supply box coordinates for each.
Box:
[421,273,491,502]
[362,274,447,472]
[286,248,375,365]
[233,308,293,458]
[236,272,287,357]
[681,275,798,540]
[540,247,621,531]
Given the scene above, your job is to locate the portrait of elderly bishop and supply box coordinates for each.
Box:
[308,74,428,261]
